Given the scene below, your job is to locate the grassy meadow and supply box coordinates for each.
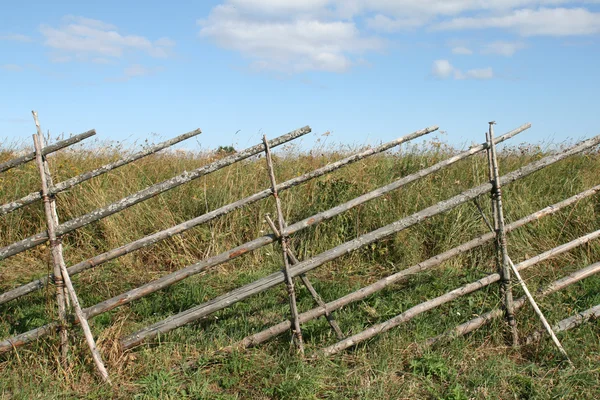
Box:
[0,133,599,399]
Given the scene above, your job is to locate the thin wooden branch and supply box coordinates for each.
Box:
[427,261,600,347]
[262,135,304,355]
[265,214,345,340]
[1,129,202,216]
[32,125,111,384]
[0,126,311,260]
[226,192,600,353]
[0,126,437,305]
[506,257,573,364]
[0,129,95,174]
[487,121,518,346]
[118,135,598,350]
[316,229,600,357]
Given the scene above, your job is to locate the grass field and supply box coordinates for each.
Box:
[1,134,599,399]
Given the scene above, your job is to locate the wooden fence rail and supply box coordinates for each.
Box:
[0,130,96,174]
[0,128,202,216]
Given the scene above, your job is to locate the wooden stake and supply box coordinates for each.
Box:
[487,121,518,346]
[31,114,69,365]
[265,215,344,339]
[31,113,111,384]
[472,178,573,364]
[262,136,304,355]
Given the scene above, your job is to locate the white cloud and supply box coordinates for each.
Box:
[432,59,494,80]
[0,34,33,42]
[198,1,600,74]
[462,67,495,79]
[198,4,383,73]
[106,64,164,82]
[432,59,455,78]
[40,16,176,62]
[1,64,23,72]
[452,46,473,55]
[436,7,600,36]
[482,41,527,56]
[365,14,429,32]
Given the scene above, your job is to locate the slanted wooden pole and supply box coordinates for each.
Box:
[426,261,600,347]
[1,128,202,216]
[472,176,573,364]
[487,121,518,346]
[31,113,69,365]
[0,129,95,174]
[32,113,111,384]
[262,135,304,355]
[265,215,344,340]
[525,303,600,345]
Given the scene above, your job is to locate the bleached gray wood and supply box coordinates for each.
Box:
[0,126,311,260]
[317,229,600,357]
[0,126,438,304]
[33,127,111,383]
[227,186,600,351]
[265,214,345,340]
[0,127,595,354]
[263,135,304,355]
[1,129,202,216]
[487,122,518,346]
[427,261,600,347]
[31,119,69,364]
[118,134,599,350]
[525,303,600,344]
[0,129,95,174]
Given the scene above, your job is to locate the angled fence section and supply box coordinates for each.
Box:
[2,118,599,380]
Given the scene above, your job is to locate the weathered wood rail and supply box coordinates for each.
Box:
[0,129,96,174]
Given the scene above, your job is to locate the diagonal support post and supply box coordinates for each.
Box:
[486,121,519,346]
[484,121,571,364]
[32,112,111,384]
[264,215,345,340]
[262,135,305,355]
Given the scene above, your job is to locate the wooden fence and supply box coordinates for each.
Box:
[1,114,599,383]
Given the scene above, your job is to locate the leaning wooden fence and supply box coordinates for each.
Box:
[1,115,599,383]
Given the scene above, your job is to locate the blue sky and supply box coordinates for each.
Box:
[1,1,599,152]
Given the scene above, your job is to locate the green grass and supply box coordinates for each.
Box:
[1,138,599,399]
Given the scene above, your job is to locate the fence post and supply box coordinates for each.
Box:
[264,214,345,340]
[487,121,519,346]
[31,112,111,384]
[262,135,305,355]
[31,113,69,365]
